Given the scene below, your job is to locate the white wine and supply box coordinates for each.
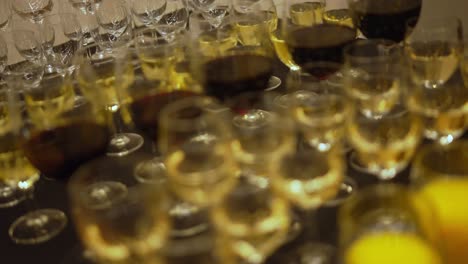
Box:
[0,133,39,188]
[139,54,176,82]
[347,107,422,178]
[197,26,238,57]
[24,75,76,126]
[272,149,343,209]
[212,182,290,264]
[270,30,300,70]
[407,84,468,144]
[236,11,277,46]
[165,138,238,207]
[77,59,134,111]
[323,9,354,28]
[406,41,459,88]
[346,73,400,119]
[289,2,324,26]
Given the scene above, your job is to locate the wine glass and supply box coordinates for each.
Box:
[58,0,101,46]
[198,0,231,28]
[3,65,71,244]
[339,184,444,264]
[94,0,133,52]
[281,0,356,71]
[411,141,468,263]
[11,29,44,64]
[11,0,54,24]
[159,96,238,208]
[67,0,102,15]
[0,0,11,31]
[347,0,423,42]
[404,17,462,90]
[189,12,276,102]
[212,176,291,264]
[155,0,189,42]
[74,45,144,157]
[68,154,171,264]
[129,0,168,28]
[41,13,83,75]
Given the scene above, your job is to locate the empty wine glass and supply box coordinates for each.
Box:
[155,0,189,42]
[67,0,102,15]
[11,0,54,24]
[11,29,44,64]
[129,0,168,28]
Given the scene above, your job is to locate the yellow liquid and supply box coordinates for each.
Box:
[270,30,300,70]
[421,178,468,263]
[345,232,442,264]
[407,41,459,88]
[0,133,38,188]
[198,29,238,57]
[24,82,75,127]
[236,11,277,46]
[323,9,354,28]
[289,2,324,26]
[139,54,176,82]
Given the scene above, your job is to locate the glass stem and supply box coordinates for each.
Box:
[298,208,318,241]
[288,67,302,92]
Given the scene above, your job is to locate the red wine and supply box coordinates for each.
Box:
[203,54,273,101]
[287,24,356,67]
[129,91,199,141]
[350,0,422,42]
[23,122,109,180]
[302,62,341,80]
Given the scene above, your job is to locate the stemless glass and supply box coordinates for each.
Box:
[11,0,54,24]
[282,0,356,70]
[411,141,468,264]
[339,184,444,264]
[347,0,423,42]
[159,96,238,208]
[74,46,144,157]
[69,154,171,264]
[404,17,462,89]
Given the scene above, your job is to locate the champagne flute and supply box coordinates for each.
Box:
[347,0,423,42]
[411,141,468,264]
[74,46,144,157]
[69,154,171,264]
[339,184,444,264]
[404,17,462,89]
[159,96,238,208]
[11,0,54,24]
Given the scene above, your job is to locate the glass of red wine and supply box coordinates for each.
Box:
[189,11,276,102]
[348,0,423,42]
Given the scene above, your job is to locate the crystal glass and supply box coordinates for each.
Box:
[129,0,168,28]
[11,29,44,64]
[74,46,144,157]
[11,0,54,24]
[411,141,468,264]
[159,96,238,208]
[404,17,462,89]
[155,0,188,42]
[69,154,171,264]
[347,0,422,42]
[339,184,444,264]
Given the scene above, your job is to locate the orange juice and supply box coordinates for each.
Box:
[421,178,468,264]
[344,232,442,264]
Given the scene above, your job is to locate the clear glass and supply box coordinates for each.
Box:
[129,0,168,28]
[159,96,238,208]
[74,45,144,157]
[404,17,462,89]
[58,0,100,45]
[339,184,444,264]
[11,29,44,64]
[68,154,171,263]
[347,0,422,42]
[343,39,401,119]
[11,0,54,24]
[155,0,189,42]
[410,141,468,263]
[212,177,291,264]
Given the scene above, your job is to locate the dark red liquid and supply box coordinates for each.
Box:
[302,63,341,80]
[23,122,110,180]
[129,90,199,141]
[350,0,422,42]
[287,24,356,66]
[204,54,273,102]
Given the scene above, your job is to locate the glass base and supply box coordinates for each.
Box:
[265,76,282,92]
[170,201,209,238]
[0,183,27,208]
[324,177,358,207]
[107,133,144,157]
[9,209,67,245]
[134,157,167,185]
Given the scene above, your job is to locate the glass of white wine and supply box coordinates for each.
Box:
[404,17,462,90]
[69,154,171,264]
[74,45,144,157]
[339,184,444,264]
[410,141,468,263]
[159,96,238,208]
